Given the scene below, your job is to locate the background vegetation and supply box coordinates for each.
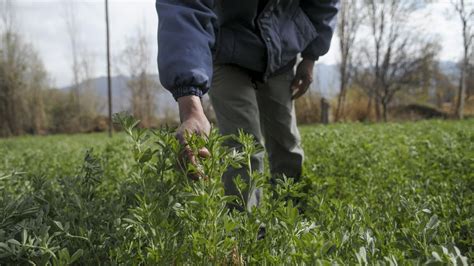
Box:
[0,117,472,264]
[0,0,473,137]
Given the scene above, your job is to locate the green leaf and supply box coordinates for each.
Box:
[421,208,431,214]
[21,229,27,245]
[0,242,11,252]
[53,220,64,231]
[426,215,439,230]
[138,149,153,163]
[432,251,442,262]
[70,249,84,263]
[6,239,20,246]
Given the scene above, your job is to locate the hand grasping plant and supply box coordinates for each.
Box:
[176,95,211,180]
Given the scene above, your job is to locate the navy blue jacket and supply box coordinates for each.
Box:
[156,0,339,100]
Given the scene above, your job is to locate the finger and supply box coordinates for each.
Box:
[292,85,308,100]
[178,145,196,168]
[187,153,208,181]
[188,172,202,181]
[291,72,304,88]
[198,147,211,158]
[196,167,208,181]
[176,132,192,164]
[292,77,312,100]
[302,75,313,88]
[176,132,209,181]
[176,132,196,170]
[291,78,302,98]
[176,131,187,146]
[179,146,204,181]
[291,90,303,100]
[291,83,303,99]
[291,86,299,98]
[291,75,302,87]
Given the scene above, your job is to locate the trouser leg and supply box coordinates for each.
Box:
[256,69,304,183]
[209,64,263,211]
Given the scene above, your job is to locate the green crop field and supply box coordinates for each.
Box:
[0,117,472,265]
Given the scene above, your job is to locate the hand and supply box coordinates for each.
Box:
[176,95,211,180]
[291,59,315,100]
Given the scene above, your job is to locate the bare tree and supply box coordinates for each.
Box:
[335,0,363,122]
[120,26,158,128]
[0,0,50,136]
[0,33,27,136]
[0,0,27,136]
[451,0,473,119]
[359,0,436,122]
[63,1,81,110]
[0,0,14,33]
[467,57,474,100]
[62,1,100,131]
[79,51,102,130]
[25,48,48,134]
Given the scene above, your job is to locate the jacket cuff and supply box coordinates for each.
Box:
[301,52,319,62]
[172,86,204,101]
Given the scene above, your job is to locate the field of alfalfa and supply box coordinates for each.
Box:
[0,116,472,265]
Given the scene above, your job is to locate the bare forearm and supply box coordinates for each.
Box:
[177,95,206,122]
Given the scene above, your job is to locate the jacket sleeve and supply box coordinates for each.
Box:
[300,0,339,61]
[156,0,216,100]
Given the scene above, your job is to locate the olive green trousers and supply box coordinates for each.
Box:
[209,64,304,211]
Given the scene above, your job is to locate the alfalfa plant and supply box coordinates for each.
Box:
[112,113,246,264]
[111,113,317,264]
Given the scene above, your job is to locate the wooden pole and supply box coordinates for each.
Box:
[321,97,330,125]
[105,0,113,137]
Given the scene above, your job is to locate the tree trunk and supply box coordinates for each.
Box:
[375,95,382,122]
[456,60,467,119]
[105,0,113,137]
[320,97,330,124]
[382,100,388,122]
[335,87,345,122]
[366,95,373,121]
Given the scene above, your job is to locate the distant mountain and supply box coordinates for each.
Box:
[313,63,339,98]
[60,61,458,116]
[438,61,460,78]
[62,74,178,117]
[311,60,460,98]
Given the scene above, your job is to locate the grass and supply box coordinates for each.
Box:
[0,117,472,264]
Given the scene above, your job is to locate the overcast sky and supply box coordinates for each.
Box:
[10,0,465,88]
